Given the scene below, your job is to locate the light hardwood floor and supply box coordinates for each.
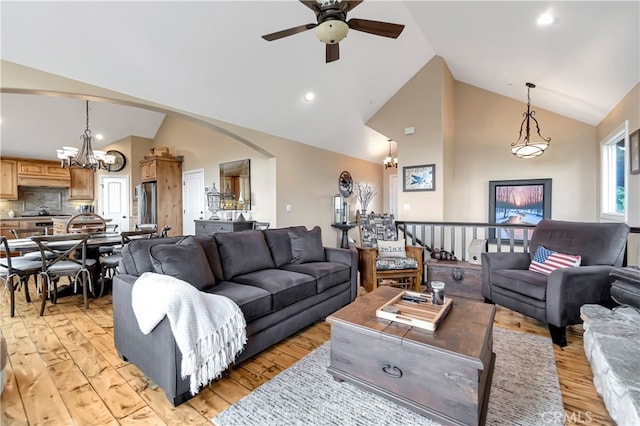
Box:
[1,283,613,425]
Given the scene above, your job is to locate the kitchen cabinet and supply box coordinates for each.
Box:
[17,159,70,187]
[0,220,20,239]
[138,158,182,237]
[140,160,157,182]
[69,167,95,200]
[0,159,18,200]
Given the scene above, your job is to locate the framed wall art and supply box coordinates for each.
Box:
[488,178,551,242]
[630,129,640,175]
[403,164,435,192]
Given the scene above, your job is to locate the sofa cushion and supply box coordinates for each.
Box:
[528,245,581,275]
[149,242,216,291]
[194,235,225,281]
[215,230,275,279]
[206,280,272,323]
[359,213,397,249]
[264,226,306,267]
[492,269,548,301]
[119,236,183,275]
[377,240,406,258]
[280,262,350,293]
[232,269,316,310]
[288,226,325,264]
[376,257,418,270]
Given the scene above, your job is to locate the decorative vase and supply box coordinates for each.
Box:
[7,210,15,218]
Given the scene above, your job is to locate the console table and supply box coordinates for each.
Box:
[194,220,254,236]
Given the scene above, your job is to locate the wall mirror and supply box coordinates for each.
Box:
[220,159,251,210]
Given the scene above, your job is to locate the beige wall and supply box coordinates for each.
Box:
[367,56,449,221]
[1,61,382,247]
[186,119,382,247]
[596,83,640,265]
[367,56,597,223]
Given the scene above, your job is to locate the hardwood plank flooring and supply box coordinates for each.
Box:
[1,284,614,425]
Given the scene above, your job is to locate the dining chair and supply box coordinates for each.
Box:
[31,234,97,315]
[0,236,42,317]
[98,229,156,297]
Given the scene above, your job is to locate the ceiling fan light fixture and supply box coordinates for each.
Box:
[315,20,348,44]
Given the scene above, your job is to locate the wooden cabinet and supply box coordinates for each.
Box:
[139,158,183,237]
[16,159,70,187]
[0,220,20,239]
[194,220,254,236]
[426,260,483,301]
[0,159,18,200]
[140,160,157,182]
[69,167,95,200]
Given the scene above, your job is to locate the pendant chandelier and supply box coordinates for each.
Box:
[510,82,551,159]
[57,100,115,171]
[383,139,398,169]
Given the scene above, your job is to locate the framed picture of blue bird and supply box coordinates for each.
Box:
[403,164,435,192]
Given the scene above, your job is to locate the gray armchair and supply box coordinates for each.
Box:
[482,219,629,346]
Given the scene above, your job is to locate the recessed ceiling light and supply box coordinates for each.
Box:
[304,92,315,102]
[537,12,554,26]
[95,134,104,140]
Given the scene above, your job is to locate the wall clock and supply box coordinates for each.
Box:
[338,171,353,197]
[106,150,127,172]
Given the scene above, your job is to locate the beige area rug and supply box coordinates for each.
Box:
[212,327,564,425]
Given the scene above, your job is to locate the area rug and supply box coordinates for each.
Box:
[213,327,563,426]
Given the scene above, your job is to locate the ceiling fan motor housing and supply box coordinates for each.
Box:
[314,1,349,44]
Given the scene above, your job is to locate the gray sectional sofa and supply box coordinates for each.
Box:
[113,225,357,405]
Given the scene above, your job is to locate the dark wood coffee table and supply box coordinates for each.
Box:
[327,286,496,426]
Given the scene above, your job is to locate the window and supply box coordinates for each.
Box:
[601,122,628,221]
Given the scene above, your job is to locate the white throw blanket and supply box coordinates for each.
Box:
[131,272,247,395]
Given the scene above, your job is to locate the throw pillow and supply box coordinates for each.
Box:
[377,239,406,258]
[149,243,216,291]
[288,226,325,264]
[214,230,275,279]
[529,245,582,275]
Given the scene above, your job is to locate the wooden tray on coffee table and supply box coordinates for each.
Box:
[375,290,452,331]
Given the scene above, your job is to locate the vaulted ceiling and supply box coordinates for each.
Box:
[1,1,638,163]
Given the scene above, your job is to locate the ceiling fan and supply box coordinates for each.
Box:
[261,0,405,63]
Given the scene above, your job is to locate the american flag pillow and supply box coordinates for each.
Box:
[529,245,582,275]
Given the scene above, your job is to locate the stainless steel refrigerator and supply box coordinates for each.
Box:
[137,182,158,225]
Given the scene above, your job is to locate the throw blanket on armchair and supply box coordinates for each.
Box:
[131,272,247,395]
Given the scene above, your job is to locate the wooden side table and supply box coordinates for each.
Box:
[331,223,356,249]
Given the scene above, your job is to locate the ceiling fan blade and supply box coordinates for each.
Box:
[347,18,404,38]
[340,0,364,13]
[299,0,321,13]
[262,23,317,41]
[326,43,340,63]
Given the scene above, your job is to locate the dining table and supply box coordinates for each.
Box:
[5,231,154,297]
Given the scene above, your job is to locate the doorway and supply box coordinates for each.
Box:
[389,174,398,217]
[183,169,205,235]
[99,176,130,233]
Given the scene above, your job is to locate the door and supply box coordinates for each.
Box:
[183,169,205,235]
[100,176,130,233]
[389,174,398,217]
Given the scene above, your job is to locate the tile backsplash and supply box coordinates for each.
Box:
[0,187,93,218]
